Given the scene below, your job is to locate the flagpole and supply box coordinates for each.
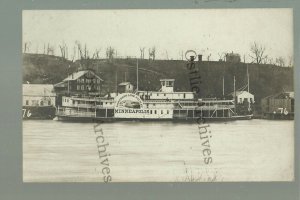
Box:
[136,59,139,91]
[247,64,249,93]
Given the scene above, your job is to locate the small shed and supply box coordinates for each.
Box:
[118,82,134,93]
[261,92,294,114]
[230,91,255,104]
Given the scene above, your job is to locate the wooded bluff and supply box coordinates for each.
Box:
[23,53,294,104]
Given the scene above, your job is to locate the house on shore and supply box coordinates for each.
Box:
[54,70,103,95]
[229,91,255,104]
[261,91,294,119]
[22,84,56,119]
[118,82,134,93]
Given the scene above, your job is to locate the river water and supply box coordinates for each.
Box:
[23,119,294,182]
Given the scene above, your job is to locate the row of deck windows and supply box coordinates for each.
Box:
[140,93,187,99]
[149,110,170,115]
[25,100,51,106]
[77,79,101,84]
[76,85,100,90]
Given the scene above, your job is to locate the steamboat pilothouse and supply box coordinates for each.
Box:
[56,79,252,122]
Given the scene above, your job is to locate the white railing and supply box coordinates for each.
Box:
[56,107,96,117]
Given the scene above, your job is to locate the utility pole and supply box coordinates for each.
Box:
[222,76,224,96]
[136,59,139,91]
[223,63,225,97]
[115,69,118,94]
[247,64,249,93]
[68,80,70,94]
[234,75,236,114]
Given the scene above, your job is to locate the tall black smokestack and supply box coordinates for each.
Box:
[198,54,202,62]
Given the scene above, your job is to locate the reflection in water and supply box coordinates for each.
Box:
[23,119,294,182]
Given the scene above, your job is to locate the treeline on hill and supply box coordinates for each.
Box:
[23,53,294,103]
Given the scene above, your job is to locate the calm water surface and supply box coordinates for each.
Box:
[23,119,294,182]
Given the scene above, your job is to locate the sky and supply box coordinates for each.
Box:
[23,9,293,63]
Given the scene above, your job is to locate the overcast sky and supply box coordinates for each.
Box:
[23,9,293,63]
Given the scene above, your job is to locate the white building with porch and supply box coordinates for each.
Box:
[230,91,255,104]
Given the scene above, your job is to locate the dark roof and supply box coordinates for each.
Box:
[262,91,294,100]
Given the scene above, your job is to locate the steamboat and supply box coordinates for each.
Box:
[56,79,253,122]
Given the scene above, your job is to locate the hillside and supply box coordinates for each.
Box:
[23,53,294,103]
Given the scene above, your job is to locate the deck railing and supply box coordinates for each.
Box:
[56,107,96,117]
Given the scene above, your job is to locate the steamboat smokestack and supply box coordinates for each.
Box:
[198,54,202,62]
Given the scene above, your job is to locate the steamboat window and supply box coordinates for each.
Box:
[183,93,186,99]
[155,110,157,114]
[40,101,44,106]
[161,110,163,114]
[157,93,159,96]
[81,85,84,90]
[77,85,80,90]
[150,110,152,114]
[164,93,166,96]
[167,110,169,114]
[25,100,29,105]
[48,101,51,105]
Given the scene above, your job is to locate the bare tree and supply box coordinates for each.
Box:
[45,43,55,55]
[165,50,169,60]
[35,44,39,54]
[148,46,156,60]
[59,42,68,59]
[288,55,293,67]
[70,45,77,62]
[75,41,89,59]
[267,57,274,65]
[92,48,101,59]
[275,57,285,67]
[139,47,145,59]
[249,42,268,64]
[106,46,115,62]
[218,52,226,61]
[262,55,269,64]
[43,43,46,54]
[75,41,83,59]
[180,50,184,60]
[207,53,211,61]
